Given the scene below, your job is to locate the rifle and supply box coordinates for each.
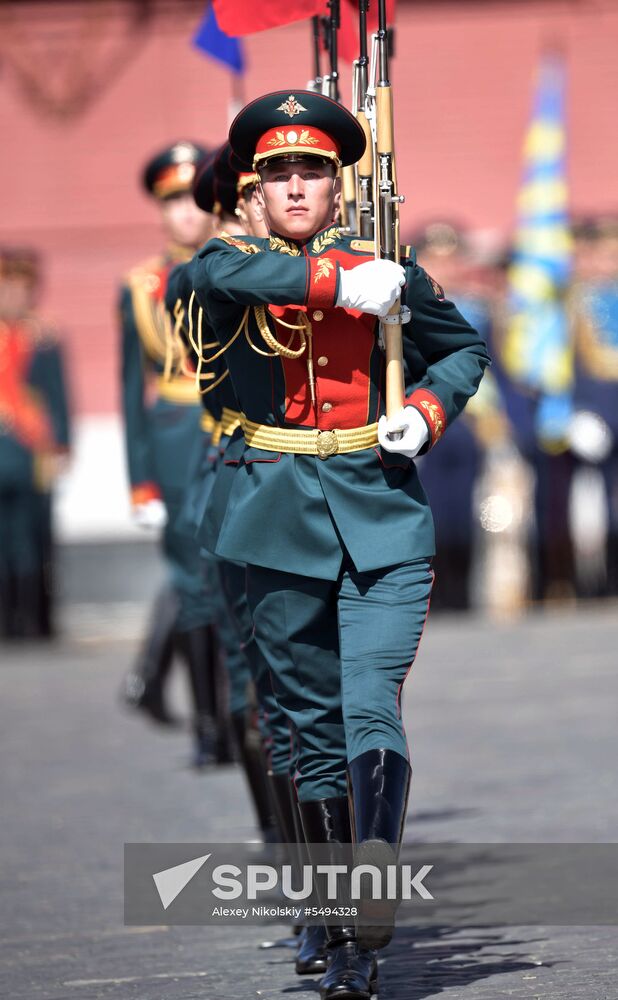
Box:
[353,0,374,239]
[307,15,323,92]
[323,0,358,233]
[366,0,406,417]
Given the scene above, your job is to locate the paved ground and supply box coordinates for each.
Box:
[1,600,617,999]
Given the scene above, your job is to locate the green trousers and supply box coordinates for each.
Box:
[163,493,216,634]
[0,488,41,577]
[246,557,433,802]
[219,559,293,773]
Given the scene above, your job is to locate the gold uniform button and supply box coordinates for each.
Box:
[313,310,324,321]
[321,401,333,413]
[317,356,328,367]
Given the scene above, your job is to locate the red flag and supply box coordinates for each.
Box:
[212,0,323,36]
[338,0,396,64]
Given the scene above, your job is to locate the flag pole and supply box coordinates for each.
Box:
[228,72,246,126]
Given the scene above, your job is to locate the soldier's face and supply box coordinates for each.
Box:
[257,159,340,242]
[236,188,269,239]
[0,277,34,321]
[159,193,215,248]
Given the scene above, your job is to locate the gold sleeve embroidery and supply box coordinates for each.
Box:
[314,258,335,283]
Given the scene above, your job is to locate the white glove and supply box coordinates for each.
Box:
[132,499,168,530]
[336,259,405,316]
[378,406,429,458]
[568,410,613,463]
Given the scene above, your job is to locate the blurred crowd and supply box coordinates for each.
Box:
[412,216,618,614]
[1,215,617,640]
[0,248,70,639]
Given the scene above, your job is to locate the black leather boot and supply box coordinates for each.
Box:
[267,773,306,941]
[347,748,411,951]
[0,571,16,638]
[35,552,55,638]
[12,573,41,637]
[207,626,237,764]
[274,775,329,972]
[177,625,220,767]
[268,771,298,846]
[295,924,329,975]
[192,713,219,768]
[231,712,278,840]
[299,797,377,999]
[317,939,378,1000]
[121,586,179,725]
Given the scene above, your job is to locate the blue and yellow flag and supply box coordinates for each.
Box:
[504,51,573,448]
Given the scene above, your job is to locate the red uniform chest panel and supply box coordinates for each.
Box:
[0,324,52,449]
[276,247,379,429]
[0,325,33,405]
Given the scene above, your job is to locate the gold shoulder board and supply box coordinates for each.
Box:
[350,239,374,253]
[219,234,261,255]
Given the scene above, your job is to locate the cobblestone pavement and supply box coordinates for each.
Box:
[1,602,617,999]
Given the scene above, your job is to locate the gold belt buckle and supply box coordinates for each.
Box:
[316,429,339,459]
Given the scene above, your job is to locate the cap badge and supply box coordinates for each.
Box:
[266,129,320,149]
[276,95,307,117]
[170,142,196,163]
[177,162,196,183]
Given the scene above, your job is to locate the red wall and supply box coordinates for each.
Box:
[1,0,617,415]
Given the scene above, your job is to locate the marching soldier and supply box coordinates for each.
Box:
[568,216,618,596]
[173,143,282,841]
[412,223,523,613]
[119,140,231,766]
[173,145,321,863]
[169,144,328,966]
[487,248,575,603]
[0,248,71,639]
[412,223,487,610]
[183,91,489,998]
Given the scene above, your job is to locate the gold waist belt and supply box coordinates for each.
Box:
[157,376,200,405]
[221,407,242,437]
[241,416,379,460]
[200,410,219,435]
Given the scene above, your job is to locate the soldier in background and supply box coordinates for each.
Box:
[0,248,71,638]
[568,216,618,596]
[412,223,488,610]
[168,145,288,846]
[465,240,536,614]
[411,223,536,615]
[119,141,232,767]
[489,249,577,604]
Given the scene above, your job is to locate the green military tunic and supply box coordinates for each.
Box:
[120,251,213,633]
[182,226,489,800]
[166,260,294,774]
[190,226,490,578]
